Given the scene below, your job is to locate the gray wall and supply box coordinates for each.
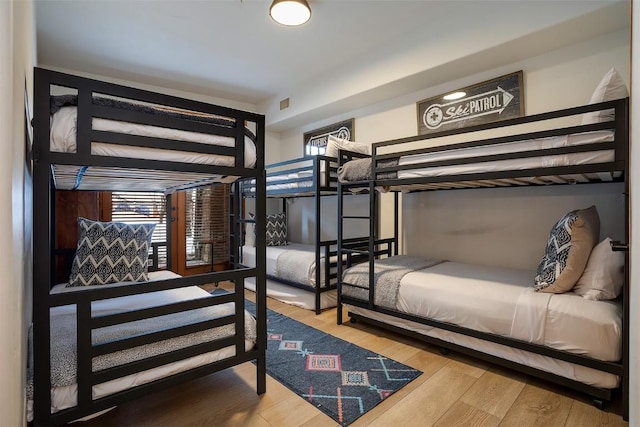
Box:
[403,183,625,270]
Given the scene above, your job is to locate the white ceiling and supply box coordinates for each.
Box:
[35,0,629,132]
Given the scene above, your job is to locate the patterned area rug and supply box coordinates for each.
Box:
[242,298,422,426]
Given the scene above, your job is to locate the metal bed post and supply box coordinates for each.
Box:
[336,156,345,325]
[314,157,322,314]
[254,117,267,395]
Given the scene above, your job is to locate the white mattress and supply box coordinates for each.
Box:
[345,304,619,389]
[396,131,614,179]
[244,277,336,311]
[266,171,314,191]
[246,169,336,193]
[396,261,621,361]
[29,271,256,421]
[242,243,335,289]
[50,106,257,168]
[242,244,338,310]
[342,259,622,389]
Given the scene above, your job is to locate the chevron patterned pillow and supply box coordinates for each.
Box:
[266,212,288,246]
[534,205,599,293]
[67,218,156,287]
[249,213,289,246]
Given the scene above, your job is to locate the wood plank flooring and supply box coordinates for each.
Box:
[77,283,628,427]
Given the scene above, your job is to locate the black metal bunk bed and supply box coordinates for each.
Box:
[239,155,381,314]
[336,97,630,419]
[30,68,267,426]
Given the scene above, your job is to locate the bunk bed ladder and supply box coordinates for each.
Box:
[337,177,395,324]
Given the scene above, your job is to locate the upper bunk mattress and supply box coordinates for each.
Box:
[243,159,339,196]
[396,130,614,179]
[337,130,619,187]
[50,105,257,168]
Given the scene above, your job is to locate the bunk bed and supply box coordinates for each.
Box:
[336,94,630,419]
[239,153,383,314]
[29,68,267,426]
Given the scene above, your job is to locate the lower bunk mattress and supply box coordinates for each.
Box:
[27,271,257,421]
[242,244,337,310]
[341,257,622,389]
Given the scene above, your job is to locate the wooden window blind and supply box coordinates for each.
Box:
[185,184,230,267]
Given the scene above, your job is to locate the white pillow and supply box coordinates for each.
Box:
[581,68,628,125]
[573,237,624,300]
[325,135,371,159]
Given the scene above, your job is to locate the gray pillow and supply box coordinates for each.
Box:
[67,217,156,287]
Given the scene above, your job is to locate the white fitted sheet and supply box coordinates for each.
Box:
[50,106,257,168]
[29,271,256,421]
[396,131,614,179]
[246,169,336,193]
[244,277,336,311]
[242,244,337,310]
[345,304,620,389]
[242,244,335,289]
[396,261,622,362]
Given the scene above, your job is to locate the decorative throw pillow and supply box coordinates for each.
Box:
[246,212,288,246]
[573,237,624,300]
[67,217,156,287]
[325,135,371,159]
[581,68,629,125]
[266,212,288,246]
[534,205,600,293]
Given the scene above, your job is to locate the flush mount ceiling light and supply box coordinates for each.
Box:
[270,0,311,26]
[443,91,467,101]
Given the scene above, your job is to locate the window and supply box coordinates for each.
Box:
[105,186,230,275]
[110,191,167,269]
[184,185,230,267]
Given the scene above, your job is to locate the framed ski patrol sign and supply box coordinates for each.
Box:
[303,119,354,156]
[417,71,524,135]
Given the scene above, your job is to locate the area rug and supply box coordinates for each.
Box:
[240,297,422,426]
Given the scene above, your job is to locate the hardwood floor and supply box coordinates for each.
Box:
[77,283,628,427]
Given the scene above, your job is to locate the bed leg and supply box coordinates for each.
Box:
[349,317,357,324]
[591,398,606,410]
[439,347,451,356]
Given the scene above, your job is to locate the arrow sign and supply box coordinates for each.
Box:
[417,71,523,134]
[423,87,514,129]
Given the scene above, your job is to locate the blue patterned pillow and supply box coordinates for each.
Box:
[534,206,599,293]
[67,218,156,287]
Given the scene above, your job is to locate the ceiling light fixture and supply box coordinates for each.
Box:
[270,0,311,26]
[443,91,466,101]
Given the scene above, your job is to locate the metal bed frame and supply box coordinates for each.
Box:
[31,68,267,426]
[240,155,376,314]
[336,97,630,420]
